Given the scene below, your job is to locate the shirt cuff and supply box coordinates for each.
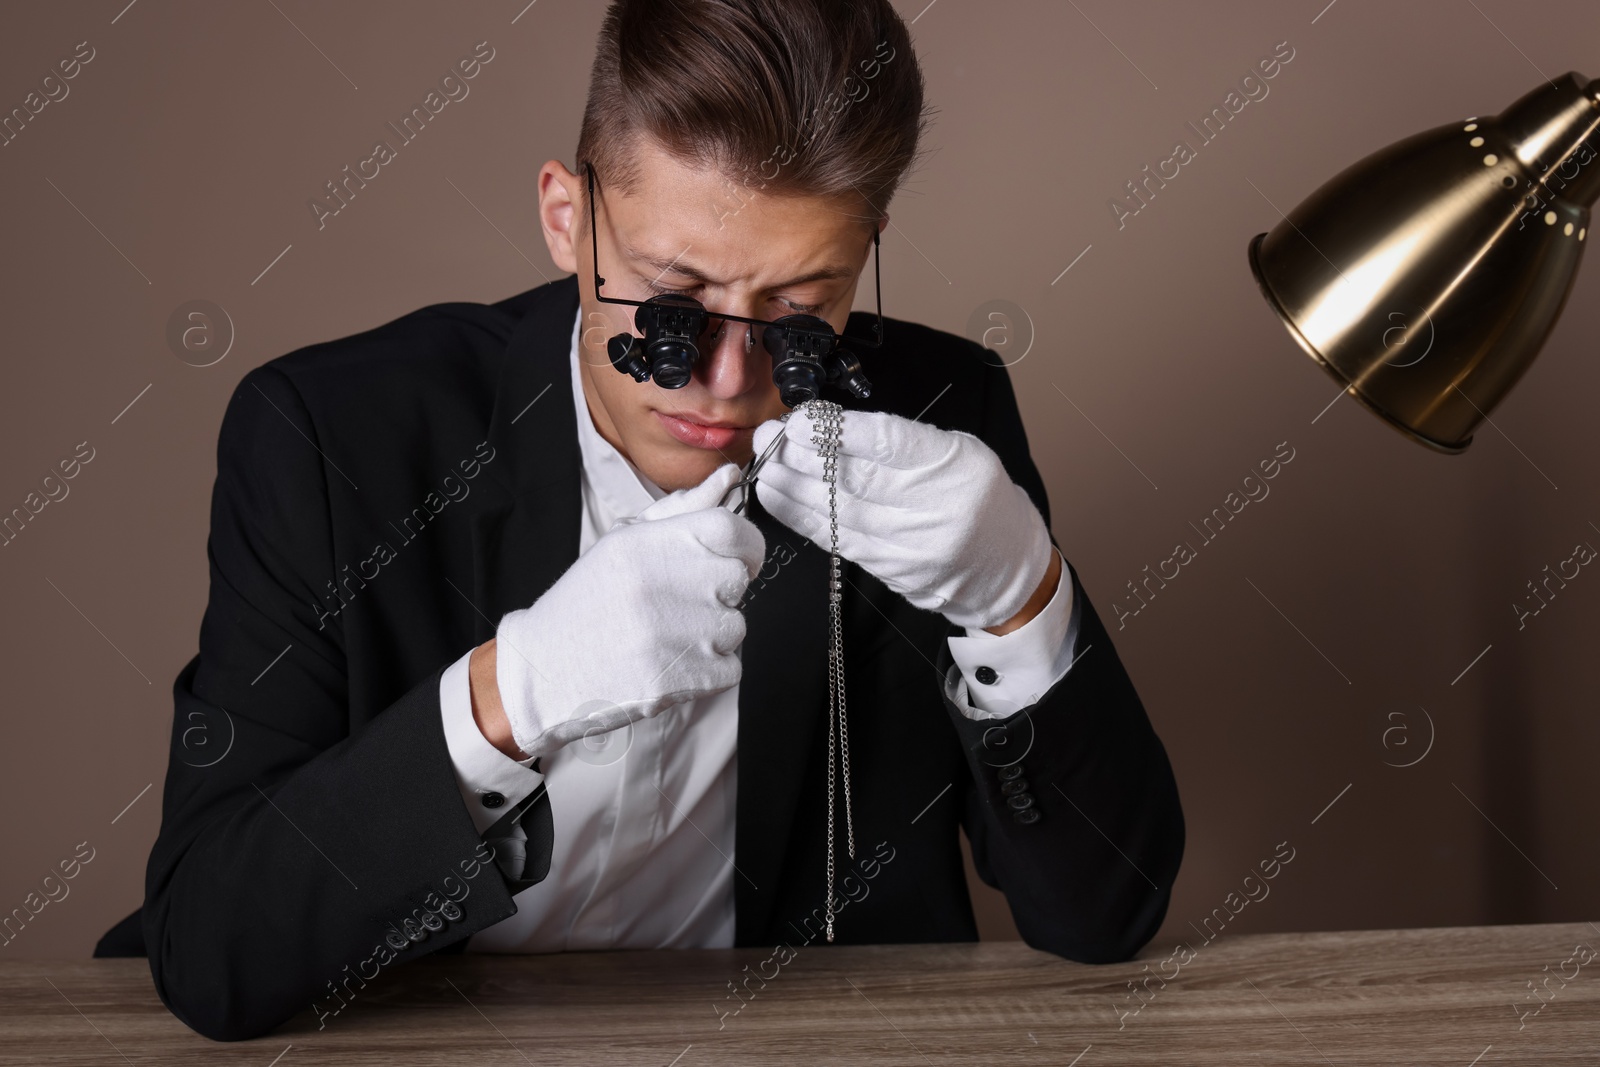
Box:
[945,546,1081,720]
[439,647,546,836]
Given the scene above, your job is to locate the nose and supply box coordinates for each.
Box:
[696,312,768,401]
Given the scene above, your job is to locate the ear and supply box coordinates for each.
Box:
[538,160,582,275]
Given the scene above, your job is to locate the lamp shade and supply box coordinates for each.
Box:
[1248,72,1600,452]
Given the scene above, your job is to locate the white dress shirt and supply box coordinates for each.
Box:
[439,308,1082,951]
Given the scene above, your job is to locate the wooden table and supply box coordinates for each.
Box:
[4,922,1597,1064]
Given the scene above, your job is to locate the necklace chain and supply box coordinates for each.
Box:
[804,399,854,943]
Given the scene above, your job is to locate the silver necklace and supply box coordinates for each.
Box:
[804,398,854,943]
[723,400,855,941]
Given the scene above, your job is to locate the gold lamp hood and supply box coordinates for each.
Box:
[1249,72,1600,453]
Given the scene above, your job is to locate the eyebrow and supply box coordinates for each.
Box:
[624,243,858,290]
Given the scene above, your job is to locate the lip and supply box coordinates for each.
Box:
[653,410,751,451]
[664,410,746,429]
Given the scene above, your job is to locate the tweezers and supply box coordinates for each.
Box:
[718,416,791,514]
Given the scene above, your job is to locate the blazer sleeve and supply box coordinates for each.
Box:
[938,347,1185,963]
[143,365,549,1042]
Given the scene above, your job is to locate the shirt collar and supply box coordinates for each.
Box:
[568,308,667,516]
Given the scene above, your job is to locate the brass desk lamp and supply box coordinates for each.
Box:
[1249,72,1600,453]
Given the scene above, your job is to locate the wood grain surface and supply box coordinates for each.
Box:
[3,922,1597,1064]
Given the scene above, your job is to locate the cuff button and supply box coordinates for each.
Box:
[1013,807,1042,825]
[974,665,998,685]
[997,763,1025,782]
[481,791,506,809]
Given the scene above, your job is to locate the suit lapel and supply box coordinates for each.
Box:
[469,276,583,640]
[734,495,829,944]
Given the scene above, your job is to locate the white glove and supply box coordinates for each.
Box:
[493,462,765,759]
[751,407,1052,630]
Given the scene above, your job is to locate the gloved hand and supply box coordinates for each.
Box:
[751,407,1053,630]
[493,462,765,760]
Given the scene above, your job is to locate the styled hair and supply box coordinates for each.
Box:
[576,0,930,222]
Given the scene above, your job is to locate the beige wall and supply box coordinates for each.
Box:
[2,0,1597,959]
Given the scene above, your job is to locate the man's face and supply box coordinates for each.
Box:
[538,137,881,493]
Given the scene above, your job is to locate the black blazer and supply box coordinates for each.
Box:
[102,274,1183,1040]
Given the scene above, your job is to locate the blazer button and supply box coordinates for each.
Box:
[974,665,998,685]
[1001,777,1030,797]
[1013,807,1042,825]
[481,791,506,809]
[1006,793,1035,811]
[997,764,1025,782]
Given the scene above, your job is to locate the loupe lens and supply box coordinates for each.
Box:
[649,339,696,388]
[773,359,824,407]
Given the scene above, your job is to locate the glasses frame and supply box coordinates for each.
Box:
[584,161,885,353]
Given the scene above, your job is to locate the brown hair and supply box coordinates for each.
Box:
[576,0,930,224]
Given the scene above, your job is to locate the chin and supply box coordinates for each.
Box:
[665,453,730,493]
[628,434,726,494]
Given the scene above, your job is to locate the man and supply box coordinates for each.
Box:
[98,0,1183,1041]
